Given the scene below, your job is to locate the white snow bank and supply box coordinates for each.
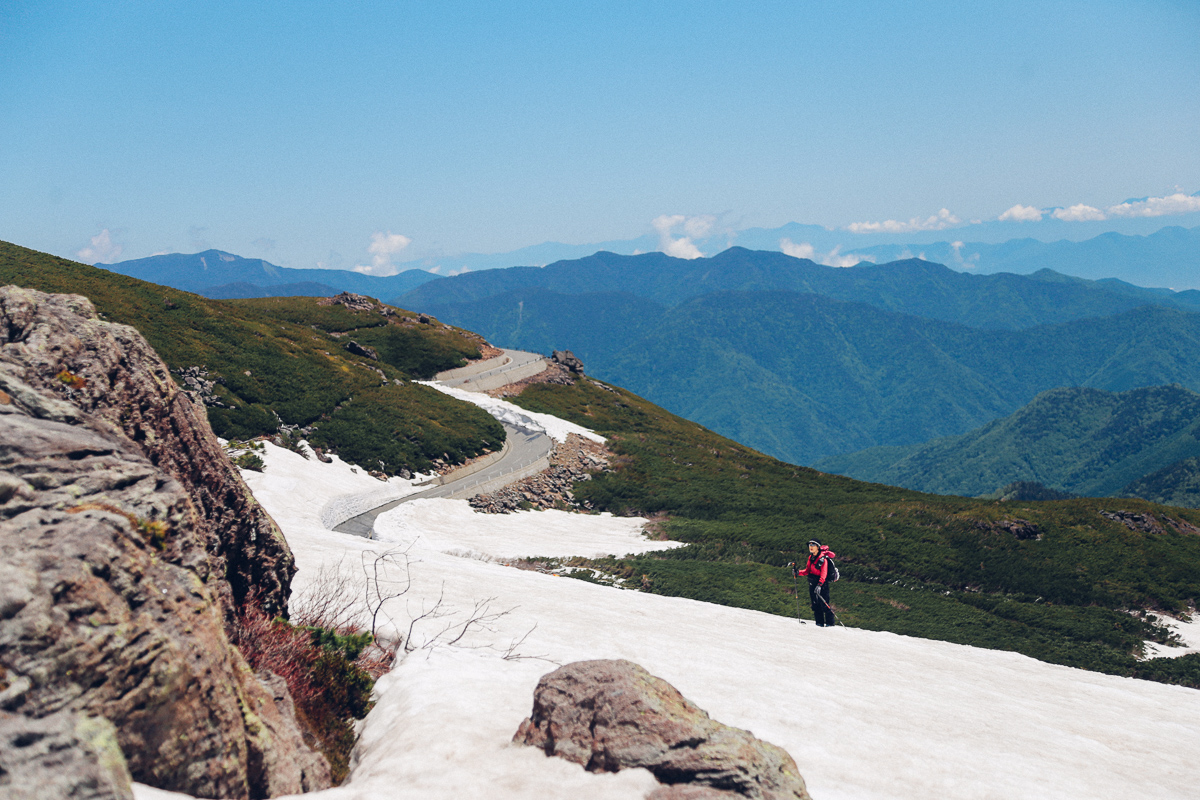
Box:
[235,440,429,532]
[1143,612,1200,659]
[201,435,1199,800]
[419,380,605,444]
[375,497,678,560]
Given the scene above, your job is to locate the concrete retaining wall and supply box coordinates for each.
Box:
[435,353,511,382]
[455,358,549,392]
[418,438,511,487]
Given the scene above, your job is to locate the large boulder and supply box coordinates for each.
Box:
[0,287,329,797]
[514,659,811,800]
[0,286,293,618]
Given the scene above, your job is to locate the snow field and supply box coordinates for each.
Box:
[135,439,1200,799]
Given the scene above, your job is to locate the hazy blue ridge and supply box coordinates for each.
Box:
[100,249,437,297]
[399,247,1198,331]
[387,219,1200,286]
[814,385,1200,503]
[846,225,1200,290]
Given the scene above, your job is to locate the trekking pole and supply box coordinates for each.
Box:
[788,564,805,625]
[816,592,847,628]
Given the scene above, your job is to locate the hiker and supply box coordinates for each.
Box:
[792,539,837,627]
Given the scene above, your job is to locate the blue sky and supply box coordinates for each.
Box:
[2,1,1198,273]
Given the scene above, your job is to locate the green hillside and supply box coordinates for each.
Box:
[512,379,1200,688]
[816,385,1200,504]
[0,241,505,474]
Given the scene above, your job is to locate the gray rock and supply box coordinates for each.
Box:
[514,659,811,800]
[551,349,585,374]
[0,287,330,797]
[346,340,379,360]
[0,710,134,800]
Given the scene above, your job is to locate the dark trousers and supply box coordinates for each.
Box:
[809,578,835,626]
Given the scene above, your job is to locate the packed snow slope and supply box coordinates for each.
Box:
[140,439,1200,800]
[500,378,1200,687]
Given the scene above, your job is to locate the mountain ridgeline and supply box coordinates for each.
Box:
[394,248,1200,465]
[100,249,437,299]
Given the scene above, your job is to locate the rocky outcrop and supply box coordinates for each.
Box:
[514,660,811,800]
[0,287,329,797]
[174,365,232,409]
[552,349,585,374]
[345,340,379,360]
[975,517,1042,541]
[469,434,609,513]
[318,291,394,315]
[0,287,293,617]
[0,710,133,800]
[1099,509,1200,536]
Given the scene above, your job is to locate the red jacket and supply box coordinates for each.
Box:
[795,546,836,584]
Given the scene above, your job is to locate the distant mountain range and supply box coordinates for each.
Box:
[98,249,437,298]
[391,217,1200,288]
[814,385,1200,508]
[395,248,1200,465]
[845,225,1200,289]
[397,247,1200,329]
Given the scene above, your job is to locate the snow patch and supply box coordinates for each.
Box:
[1142,612,1200,659]
[419,380,605,444]
[235,440,431,533]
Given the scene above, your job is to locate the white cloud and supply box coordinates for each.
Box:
[780,238,874,268]
[1106,192,1200,218]
[354,231,413,276]
[846,208,961,234]
[950,240,980,269]
[998,204,1043,222]
[779,239,815,260]
[1051,204,1106,222]
[76,229,123,264]
[652,214,706,260]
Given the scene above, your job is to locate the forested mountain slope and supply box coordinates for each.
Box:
[815,385,1200,503]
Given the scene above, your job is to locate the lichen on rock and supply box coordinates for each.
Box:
[0,286,329,797]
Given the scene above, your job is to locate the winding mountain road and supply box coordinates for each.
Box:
[333,350,552,537]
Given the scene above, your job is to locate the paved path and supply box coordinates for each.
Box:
[436,349,548,392]
[333,350,554,538]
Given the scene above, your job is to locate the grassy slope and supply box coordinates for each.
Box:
[0,241,504,474]
[512,379,1200,687]
[816,385,1200,502]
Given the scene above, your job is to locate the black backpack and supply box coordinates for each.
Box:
[818,554,840,583]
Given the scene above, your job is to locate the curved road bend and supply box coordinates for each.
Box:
[333,349,554,538]
[436,348,547,390]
